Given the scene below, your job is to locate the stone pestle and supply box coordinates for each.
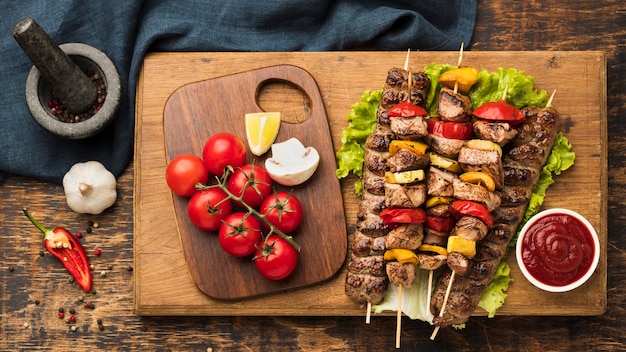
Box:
[12,18,98,114]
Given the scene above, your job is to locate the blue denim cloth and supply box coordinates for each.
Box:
[0,0,476,184]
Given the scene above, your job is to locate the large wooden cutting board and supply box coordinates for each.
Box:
[134,51,607,317]
[162,65,346,299]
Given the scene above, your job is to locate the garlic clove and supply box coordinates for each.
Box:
[265,138,320,186]
[62,161,117,215]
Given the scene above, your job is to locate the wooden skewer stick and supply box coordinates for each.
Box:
[404,49,411,71]
[502,85,509,101]
[546,89,557,107]
[430,270,457,340]
[366,302,372,324]
[396,284,403,349]
[457,42,465,67]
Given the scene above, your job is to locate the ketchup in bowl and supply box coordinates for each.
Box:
[516,208,600,292]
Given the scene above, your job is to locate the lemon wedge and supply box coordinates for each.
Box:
[245,112,282,156]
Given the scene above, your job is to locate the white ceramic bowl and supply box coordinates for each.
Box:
[515,208,600,293]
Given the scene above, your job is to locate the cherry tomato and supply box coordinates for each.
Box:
[472,100,525,126]
[227,164,272,209]
[187,188,232,231]
[427,118,473,140]
[253,235,298,280]
[260,192,303,234]
[388,101,428,118]
[449,200,494,229]
[165,154,210,197]
[218,212,262,257]
[202,132,246,176]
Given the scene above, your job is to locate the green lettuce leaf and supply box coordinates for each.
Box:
[469,68,549,109]
[478,262,513,317]
[335,89,381,194]
[372,268,436,322]
[423,62,456,116]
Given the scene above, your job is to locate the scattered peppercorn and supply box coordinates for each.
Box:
[70,326,77,332]
[58,312,65,319]
[97,319,102,325]
[76,232,83,239]
[108,265,113,270]
[127,266,134,272]
[85,227,92,234]
[58,307,65,313]
[69,308,76,314]
[92,222,99,228]
[87,220,94,227]
[98,324,105,331]
[39,251,45,257]
[89,303,95,309]
[8,265,14,272]
[69,315,76,323]
[34,300,40,305]
[94,249,101,256]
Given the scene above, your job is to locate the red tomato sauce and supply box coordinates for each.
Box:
[521,213,595,287]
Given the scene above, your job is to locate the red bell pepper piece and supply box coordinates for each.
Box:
[379,207,426,226]
[388,102,428,118]
[472,100,525,126]
[424,215,456,232]
[449,200,494,229]
[23,209,92,291]
[427,118,473,140]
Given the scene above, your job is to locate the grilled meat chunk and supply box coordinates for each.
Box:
[473,121,518,147]
[345,272,388,305]
[385,182,427,208]
[387,148,430,173]
[352,230,386,257]
[386,261,417,288]
[364,150,389,176]
[390,116,428,139]
[437,87,472,122]
[427,166,457,197]
[423,134,465,158]
[356,212,388,237]
[423,227,449,247]
[458,146,505,190]
[362,171,386,196]
[347,253,386,277]
[384,223,424,250]
[450,216,489,242]
[452,178,501,212]
[365,124,395,152]
[417,253,448,270]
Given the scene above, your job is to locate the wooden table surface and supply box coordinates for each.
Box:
[2,1,625,351]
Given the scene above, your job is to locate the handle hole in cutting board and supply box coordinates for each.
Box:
[256,79,311,124]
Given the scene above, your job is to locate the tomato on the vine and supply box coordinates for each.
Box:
[227,164,272,208]
[187,188,232,231]
[218,212,262,257]
[202,132,246,177]
[165,154,209,197]
[260,192,303,234]
[253,235,298,280]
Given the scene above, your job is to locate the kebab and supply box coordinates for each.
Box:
[430,89,561,328]
[344,64,431,324]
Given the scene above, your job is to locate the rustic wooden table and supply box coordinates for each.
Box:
[1,2,624,351]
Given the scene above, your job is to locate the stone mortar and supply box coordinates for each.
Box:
[25,43,121,140]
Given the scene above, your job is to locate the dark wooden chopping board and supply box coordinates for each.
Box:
[162,65,347,299]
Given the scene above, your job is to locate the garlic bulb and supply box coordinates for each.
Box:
[62,161,117,214]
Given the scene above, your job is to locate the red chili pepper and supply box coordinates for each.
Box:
[424,215,456,232]
[388,102,428,118]
[23,209,92,291]
[379,208,426,226]
[472,100,525,126]
[427,118,474,140]
[449,200,494,229]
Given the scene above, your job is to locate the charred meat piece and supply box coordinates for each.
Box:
[452,178,501,212]
[364,150,389,176]
[365,124,395,152]
[437,87,472,122]
[347,253,386,277]
[496,186,532,207]
[473,120,518,147]
[450,216,489,242]
[384,223,424,250]
[362,171,386,196]
[458,146,505,190]
[386,261,417,288]
[427,166,457,197]
[351,230,386,257]
[345,272,388,305]
[417,253,448,270]
[426,203,452,218]
[423,227,449,247]
[446,252,492,280]
[356,212,388,237]
[390,116,428,139]
[358,190,386,215]
[503,164,539,187]
[385,182,427,208]
[423,134,465,158]
[387,148,430,173]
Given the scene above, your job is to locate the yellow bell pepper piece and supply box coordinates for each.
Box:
[459,171,496,192]
[384,248,419,264]
[428,153,463,173]
[384,169,425,184]
[466,139,502,157]
[438,66,480,93]
[425,196,454,209]
[389,140,429,156]
[447,236,476,259]
[417,244,448,256]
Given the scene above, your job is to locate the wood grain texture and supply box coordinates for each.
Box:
[134,51,607,317]
[163,65,346,299]
[2,1,625,351]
